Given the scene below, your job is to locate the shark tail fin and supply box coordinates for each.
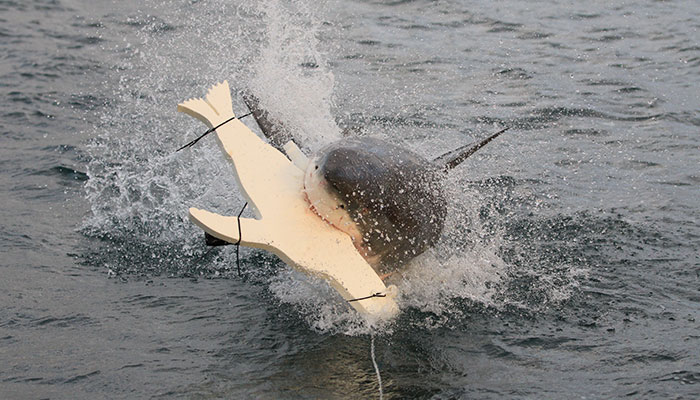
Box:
[433,127,510,171]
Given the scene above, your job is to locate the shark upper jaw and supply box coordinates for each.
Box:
[302,159,383,267]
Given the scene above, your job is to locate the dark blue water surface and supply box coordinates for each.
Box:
[1,0,698,398]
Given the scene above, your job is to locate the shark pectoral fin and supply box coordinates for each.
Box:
[434,126,510,170]
[241,91,296,151]
[282,141,309,171]
[189,207,271,248]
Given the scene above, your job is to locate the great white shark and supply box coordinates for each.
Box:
[208,93,508,277]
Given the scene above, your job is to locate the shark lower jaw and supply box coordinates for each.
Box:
[303,183,364,242]
[302,173,380,268]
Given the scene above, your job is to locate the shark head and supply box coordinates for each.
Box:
[304,137,447,272]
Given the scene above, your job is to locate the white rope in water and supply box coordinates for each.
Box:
[370,335,384,400]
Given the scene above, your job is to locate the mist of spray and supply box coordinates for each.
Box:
[83,0,582,335]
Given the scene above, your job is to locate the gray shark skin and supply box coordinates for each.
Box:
[310,137,447,273]
[241,93,507,274]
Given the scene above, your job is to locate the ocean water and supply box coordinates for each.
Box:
[1,0,698,398]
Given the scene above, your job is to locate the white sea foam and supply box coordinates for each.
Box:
[84,0,583,335]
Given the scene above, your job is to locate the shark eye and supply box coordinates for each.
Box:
[315,165,319,170]
[339,204,345,209]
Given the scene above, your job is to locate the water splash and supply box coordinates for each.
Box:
[82,0,584,335]
[249,0,341,152]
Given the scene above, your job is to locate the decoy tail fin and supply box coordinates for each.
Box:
[177,81,234,128]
